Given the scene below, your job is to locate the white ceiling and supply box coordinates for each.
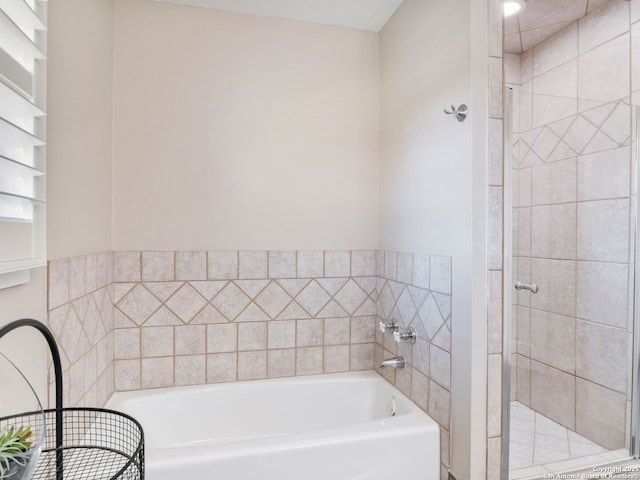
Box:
[504,0,611,54]
[151,0,405,32]
[152,0,615,54]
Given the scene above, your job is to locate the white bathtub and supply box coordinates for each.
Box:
[106,371,440,480]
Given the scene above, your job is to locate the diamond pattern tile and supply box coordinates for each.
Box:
[94,318,107,344]
[49,250,452,410]
[211,283,251,320]
[277,301,310,320]
[520,127,543,148]
[333,280,367,315]
[521,148,543,167]
[388,281,404,301]
[114,309,136,328]
[354,277,376,295]
[513,141,524,165]
[191,304,228,324]
[582,131,618,154]
[517,99,628,169]
[254,281,292,318]
[431,323,451,352]
[317,300,348,318]
[395,288,417,324]
[117,284,161,325]
[235,280,269,298]
[581,103,616,127]
[317,278,348,296]
[409,313,428,339]
[73,331,92,364]
[191,280,228,301]
[565,116,598,153]
[600,104,630,145]
[49,305,69,338]
[83,297,101,344]
[296,281,331,317]
[418,293,445,340]
[145,306,182,326]
[144,282,182,302]
[166,283,207,322]
[408,286,428,310]
[92,287,106,313]
[72,296,89,321]
[354,298,376,316]
[59,307,82,363]
[114,283,136,303]
[379,283,395,318]
[547,141,576,162]
[100,287,114,333]
[548,116,575,138]
[515,145,529,166]
[432,292,452,320]
[277,279,310,298]
[531,127,561,161]
[236,303,270,322]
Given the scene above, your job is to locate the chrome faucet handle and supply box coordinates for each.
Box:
[379,318,399,333]
[393,327,417,345]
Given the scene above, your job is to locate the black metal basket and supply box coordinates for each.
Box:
[0,320,145,480]
[0,408,144,480]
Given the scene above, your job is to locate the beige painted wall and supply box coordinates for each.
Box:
[47,0,114,259]
[112,0,380,251]
[0,268,48,412]
[380,0,475,464]
[380,0,472,255]
[0,0,115,410]
[379,1,488,478]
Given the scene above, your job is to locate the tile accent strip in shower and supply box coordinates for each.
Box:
[112,250,379,389]
[47,249,453,479]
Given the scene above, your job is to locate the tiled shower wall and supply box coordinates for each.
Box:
[373,251,452,480]
[47,253,115,408]
[506,0,637,450]
[46,249,453,476]
[111,250,379,388]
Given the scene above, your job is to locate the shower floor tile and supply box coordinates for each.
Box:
[509,402,629,479]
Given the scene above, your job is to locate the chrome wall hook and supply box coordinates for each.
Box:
[444,104,468,122]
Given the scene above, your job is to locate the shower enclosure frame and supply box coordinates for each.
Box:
[631,106,640,460]
[500,89,640,477]
[501,86,514,480]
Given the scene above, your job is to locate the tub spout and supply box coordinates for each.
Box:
[379,356,405,369]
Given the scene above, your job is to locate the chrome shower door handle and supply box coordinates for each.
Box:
[515,281,539,294]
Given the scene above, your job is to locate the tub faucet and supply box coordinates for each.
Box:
[379,356,406,369]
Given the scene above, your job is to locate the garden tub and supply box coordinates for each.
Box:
[106,371,440,480]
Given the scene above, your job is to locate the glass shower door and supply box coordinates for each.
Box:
[503,88,639,478]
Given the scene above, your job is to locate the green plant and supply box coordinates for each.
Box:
[0,426,33,480]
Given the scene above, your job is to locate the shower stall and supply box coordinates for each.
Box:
[501,0,640,476]
[504,89,639,478]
